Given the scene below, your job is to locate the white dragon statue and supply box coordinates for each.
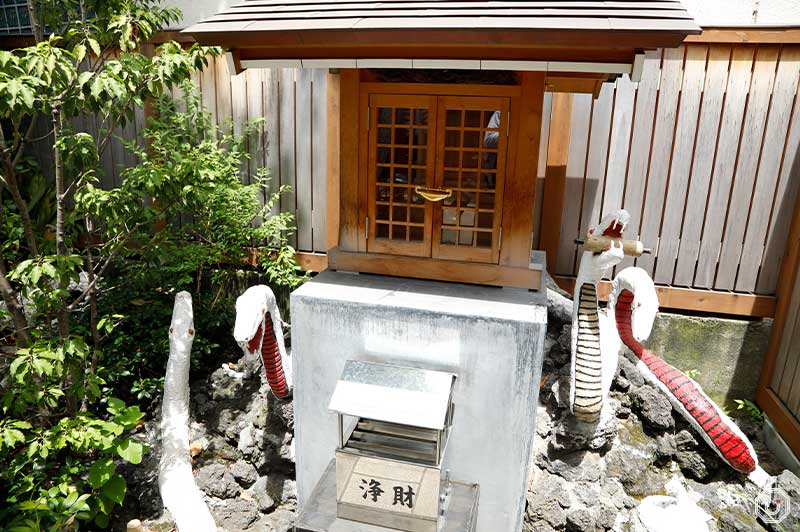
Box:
[570,210,770,487]
[233,285,292,398]
[159,291,217,532]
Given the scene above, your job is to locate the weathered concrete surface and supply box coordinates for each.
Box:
[291,271,547,532]
[646,313,771,407]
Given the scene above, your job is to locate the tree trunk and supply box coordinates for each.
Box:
[0,260,31,346]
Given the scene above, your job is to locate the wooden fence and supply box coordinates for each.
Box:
[33,43,800,310]
[542,43,800,301]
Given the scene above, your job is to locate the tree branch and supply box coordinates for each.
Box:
[0,258,31,347]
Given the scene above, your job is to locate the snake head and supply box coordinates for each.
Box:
[233,285,270,354]
[587,209,631,273]
[168,291,194,350]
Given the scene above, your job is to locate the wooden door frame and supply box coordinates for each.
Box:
[756,189,800,455]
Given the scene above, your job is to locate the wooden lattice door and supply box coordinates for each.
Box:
[366,93,509,264]
[432,96,509,263]
[367,94,437,257]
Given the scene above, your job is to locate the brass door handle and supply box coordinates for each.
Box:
[415,186,452,202]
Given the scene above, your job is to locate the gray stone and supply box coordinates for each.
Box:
[541,450,603,483]
[655,433,677,462]
[527,500,567,529]
[230,460,259,487]
[618,355,645,387]
[209,497,260,531]
[605,420,657,488]
[592,503,617,530]
[675,429,720,481]
[550,414,618,453]
[196,462,241,499]
[263,508,296,532]
[566,508,595,532]
[210,366,244,401]
[631,385,675,432]
[251,477,277,512]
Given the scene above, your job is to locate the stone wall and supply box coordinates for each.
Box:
[647,313,771,407]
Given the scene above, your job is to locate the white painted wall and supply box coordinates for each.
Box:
[164,0,235,30]
[164,0,800,30]
[678,0,800,27]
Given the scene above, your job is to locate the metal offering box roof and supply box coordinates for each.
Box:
[328,360,456,431]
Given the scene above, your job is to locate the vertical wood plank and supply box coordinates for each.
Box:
[674,45,733,286]
[279,69,297,248]
[716,46,780,290]
[694,46,756,288]
[618,50,661,272]
[654,44,709,284]
[262,69,281,215]
[295,69,313,251]
[603,77,636,215]
[758,76,800,294]
[774,268,800,404]
[311,69,328,252]
[531,92,552,250]
[200,61,218,130]
[215,56,233,135]
[737,48,800,291]
[230,68,248,182]
[555,93,591,275]
[577,83,614,268]
[539,92,573,273]
[338,69,360,251]
[636,46,685,274]
[326,70,341,251]
[246,68,266,192]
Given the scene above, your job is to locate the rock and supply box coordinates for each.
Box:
[231,460,259,487]
[619,355,645,387]
[527,500,567,529]
[655,433,677,463]
[767,470,800,531]
[209,497,260,531]
[251,477,277,512]
[262,508,296,532]
[196,462,242,499]
[540,450,603,483]
[566,508,595,532]
[275,400,295,430]
[528,469,571,510]
[210,366,244,401]
[593,503,617,530]
[631,385,675,432]
[605,420,657,489]
[674,430,720,481]
[550,414,618,453]
[624,467,671,499]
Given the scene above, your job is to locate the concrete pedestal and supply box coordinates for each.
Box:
[291,270,547,532]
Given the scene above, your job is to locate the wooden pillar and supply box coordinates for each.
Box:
[337,69,360,251]
[500,71,545,268]
[325,70,341,251]
[538,93,573,274]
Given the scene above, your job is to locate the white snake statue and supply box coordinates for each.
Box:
[570,210,770,486]
[233,285,292,398]
[159,291,217,532]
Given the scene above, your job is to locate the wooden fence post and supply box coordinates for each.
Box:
[538,93,573,274]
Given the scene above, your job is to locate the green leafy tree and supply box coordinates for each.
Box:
[0,1,231,528]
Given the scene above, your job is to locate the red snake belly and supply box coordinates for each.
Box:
[247,316,289,398]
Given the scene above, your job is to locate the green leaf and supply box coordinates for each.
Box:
[106,397,124,414]
[87,38,100,57]
[89,458,115,489]
[100,474,126,504]
[115,439,143,464]
[74,43,86,63]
